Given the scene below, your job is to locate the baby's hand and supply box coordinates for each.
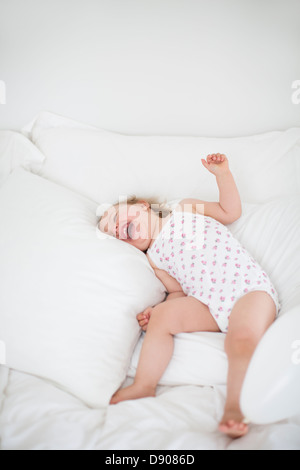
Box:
[201,154,229,176]
[136,307,153,332]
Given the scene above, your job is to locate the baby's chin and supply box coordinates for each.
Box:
[124,237,151,252]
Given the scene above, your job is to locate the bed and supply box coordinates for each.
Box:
[0,112,300,450]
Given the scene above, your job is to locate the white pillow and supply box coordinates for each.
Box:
[0,131,45,187]
[22,111,300,204]
[128,332,227,386]
[230,198,300,314]
[128,197,300,386]
[0,168,166,407]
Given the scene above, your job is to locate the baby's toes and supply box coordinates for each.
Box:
[219,420,248,439]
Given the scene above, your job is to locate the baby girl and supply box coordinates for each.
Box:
[98,154,280,439]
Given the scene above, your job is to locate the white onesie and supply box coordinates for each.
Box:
[147,211,280,333]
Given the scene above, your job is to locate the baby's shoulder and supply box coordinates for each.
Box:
[173,199,203,215]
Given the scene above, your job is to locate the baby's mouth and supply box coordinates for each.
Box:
[119,222,135,240]
[128,222,135,239]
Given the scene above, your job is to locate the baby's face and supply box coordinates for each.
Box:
[98,202,152,251]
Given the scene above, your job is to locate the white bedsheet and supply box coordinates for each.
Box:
[1,366,299,450]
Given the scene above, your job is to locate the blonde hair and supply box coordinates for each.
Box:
[113,195,172,218]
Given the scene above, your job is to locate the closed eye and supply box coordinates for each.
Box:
[114,207,120,223]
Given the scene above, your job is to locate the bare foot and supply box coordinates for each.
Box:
[110,383,155,405]
[219,408,249,439]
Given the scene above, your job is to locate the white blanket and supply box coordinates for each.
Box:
[0,367,299,450]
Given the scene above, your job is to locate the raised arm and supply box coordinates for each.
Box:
[180,154,242,225]
[203,154,242,220]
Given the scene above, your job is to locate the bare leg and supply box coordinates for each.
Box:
[110,297,220,404]
[219,291,276,438]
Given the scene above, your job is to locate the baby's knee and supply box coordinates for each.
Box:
[225,328,258,357]
[148,302,172,330]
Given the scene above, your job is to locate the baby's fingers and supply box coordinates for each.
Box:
[137,312,150,325]
[207,153,226,163]
[217,153,226,162]
[206,154,217,164]
[138,317,150,331]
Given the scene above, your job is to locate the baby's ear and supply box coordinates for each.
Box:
[139,200,150,210]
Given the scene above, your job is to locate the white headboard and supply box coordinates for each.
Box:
[0,0,299,136]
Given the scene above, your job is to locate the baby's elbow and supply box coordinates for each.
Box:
[226,207,242,224]
[231,206,242,223]
[237,205,243,219]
